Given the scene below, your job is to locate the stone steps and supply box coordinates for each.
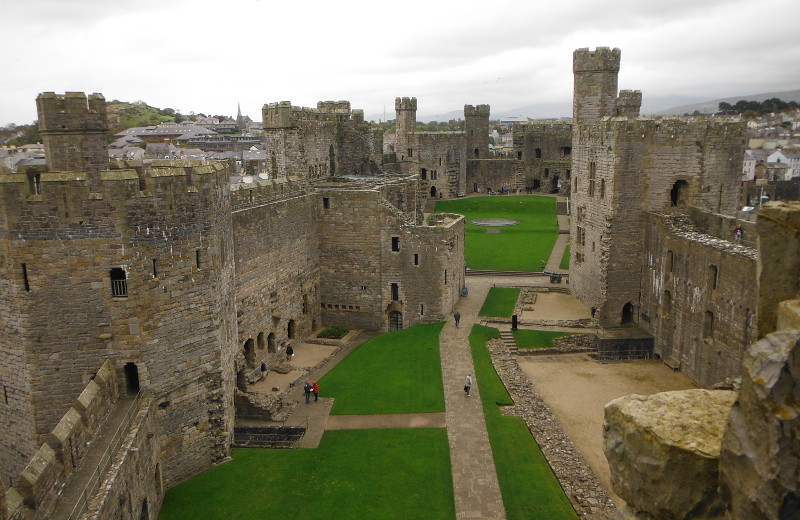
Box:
[499,330,518,352]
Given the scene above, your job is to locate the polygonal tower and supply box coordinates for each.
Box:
[395,97,417,161]
[464,104,491,159]
[572,47,621,128]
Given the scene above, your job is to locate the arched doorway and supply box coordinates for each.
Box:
[670,180,688,207]
[430,186,437,198]
[287,320,295,339]
[257,332,265,351]
[139,498,149,520]
[124,363,140,395]
[267,333,276,353]
[389,311,403,331]
[243,339,255,367]
[621,302,635,325]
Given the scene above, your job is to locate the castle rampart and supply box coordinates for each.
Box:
[465,104,490,160]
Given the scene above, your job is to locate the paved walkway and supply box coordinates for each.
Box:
[443,282,507,520]
[546,212,570,273]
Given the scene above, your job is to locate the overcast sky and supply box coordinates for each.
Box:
[3,0,799,126]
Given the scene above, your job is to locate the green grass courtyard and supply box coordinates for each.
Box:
[434,195,559,272]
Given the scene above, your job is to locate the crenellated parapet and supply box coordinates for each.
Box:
[464,104,490,118]
[572,46,621,73]
[395,97,417,112]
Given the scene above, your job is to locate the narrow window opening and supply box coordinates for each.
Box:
[704,311,715,338]
[420,304,424,316]
[3,386,8,404]
[444,269,448,284]
[473,183,478,192]
[474,148,480,158]
[564,146,571,155]
[196,250,201,268]
[139,177,147,191]
[421,168,427,180]
[303,294,309,314]
[708,265,718,291]
[28,173,41,195]
[152,259,158,278]
[391,283,399,301]
[535,148,542,158]
[544,168,549,178]
[414,253,419,266]
[322,197,330,209]
[663,290,672,317]
[439,158,442,166]
[22,263,30,292]
[517,151,522,160]
[110,268,127,297]
[666,250,674,273]
[408,148,413,158]
[600,178,606,198]
[391,237,400,252]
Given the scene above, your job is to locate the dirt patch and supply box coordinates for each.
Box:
[520,292,592,321]
[517,354,697,506]
[285,342,337,368]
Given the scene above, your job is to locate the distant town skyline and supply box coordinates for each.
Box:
[3,0,799,126]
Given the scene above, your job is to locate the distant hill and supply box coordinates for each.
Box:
[657,89,800,116]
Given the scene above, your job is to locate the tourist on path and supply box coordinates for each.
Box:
[464,374,472,397]
[312,381,319,402]
[260,360,267,380]
[454,311,461,328]
[286,344,294,361]
[734,225,743,243]
[304,381,312,404]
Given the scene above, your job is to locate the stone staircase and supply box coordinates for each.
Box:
[233,425,306,449]
[499,330,518,353]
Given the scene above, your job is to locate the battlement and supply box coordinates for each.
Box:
[573,47,621,73]
[464,104,491,118]
[317,100,351,113]
[36,92,107,133]
[395,97,417,111]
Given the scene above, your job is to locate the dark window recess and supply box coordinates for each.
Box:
[124,363,140,394]
[708,265,718,290]
[535,148,542,158]
[421,168,427,180]
[420,304,424,316]
[444,269,448,284]
[414,254,419,266]
[517,151,522,160]
[323,197,330,209]
[22,263,30,292]
[474,148,480,158]
[704,311,715,338]
[3,385,8,404]
[196,250,201,268]
[563,146,571,155]
[391,237,400,252]
[391,283,399,301]
[152,259,158,278]
[110,268,128,297]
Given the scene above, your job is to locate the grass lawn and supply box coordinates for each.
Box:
[512,329,571,349]
[469,325,578,520]
[479,287,520,317]
[319,322,445,415]
[159,428,455,520]
[560,242,570,270]
[433,196,558,272]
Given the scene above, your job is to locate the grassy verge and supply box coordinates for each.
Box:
[479,287,520,317]
[560,243,570,270]
[434,196,558,272]
[469,325,578,520]
[512,329,571,349]
[319,322,445,415]
[159,428,455,520]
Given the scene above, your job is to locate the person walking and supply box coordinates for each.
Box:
[286,344,294,361]
[464,374,472,397]
[260,360,267,380]
[454,311,461,328]
[312,381,319,402]
[304,381,312,404]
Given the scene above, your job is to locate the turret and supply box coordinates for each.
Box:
[395,97,417,160]
[36,92,108,186]
[572,47,621,127]
[465,104,491,159]
[617,90,642,118]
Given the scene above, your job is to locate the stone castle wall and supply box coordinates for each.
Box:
[640,212,758,387]
[512,121,572,193]
[0,160,238,486]
[465,104,490,159]
[407,132,467,199]
[466,159,517,193]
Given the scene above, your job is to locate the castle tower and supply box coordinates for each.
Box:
[36,92,108,187]
[572,47,621,127]
[464,104,491,159]
[617,90,642,118]
[395,97,417,160]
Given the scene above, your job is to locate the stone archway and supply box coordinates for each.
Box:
[621,302,635,325]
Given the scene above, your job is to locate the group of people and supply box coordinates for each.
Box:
[304,380,319,404]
